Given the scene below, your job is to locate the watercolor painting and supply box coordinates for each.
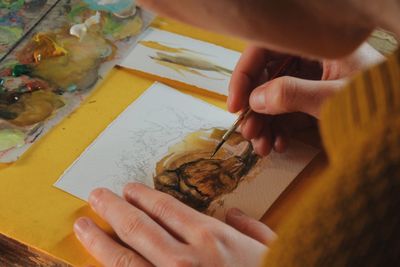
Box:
[154,129,259,212]
[55,83,318,220]
[0,0,154,162]
[120,28,241,96]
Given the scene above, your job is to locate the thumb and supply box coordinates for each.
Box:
[249,76,346,118]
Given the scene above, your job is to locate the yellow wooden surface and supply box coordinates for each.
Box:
[0,18,246,266]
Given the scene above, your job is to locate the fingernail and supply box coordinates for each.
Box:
[227,96,235,113]
[250,90,265,110]
[229,208,244,217]
[89,188,105,211]
[74,217,90,236]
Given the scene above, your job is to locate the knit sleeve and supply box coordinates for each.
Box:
[262,50,400,266]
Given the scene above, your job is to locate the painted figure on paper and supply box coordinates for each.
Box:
[154,129,258,212]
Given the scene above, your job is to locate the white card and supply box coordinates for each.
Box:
[119,28,241,96]
[55,83,318,220]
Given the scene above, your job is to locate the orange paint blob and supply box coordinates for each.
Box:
[32,33,68,63]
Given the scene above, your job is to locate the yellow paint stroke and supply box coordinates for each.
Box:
[151,52,232,79]
[139,40,211,56]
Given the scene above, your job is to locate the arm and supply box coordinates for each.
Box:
[137,0,374,58]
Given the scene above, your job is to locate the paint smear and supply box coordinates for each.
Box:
[139,40,211,56]
[151,52,231,79]
[0,128,26,152]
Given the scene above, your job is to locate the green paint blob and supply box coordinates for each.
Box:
[103,13,122,35]
[12,64,31,77]
[0,129,25,152]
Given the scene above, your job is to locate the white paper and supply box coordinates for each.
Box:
[119,28,241,96]
[55,83,318,219]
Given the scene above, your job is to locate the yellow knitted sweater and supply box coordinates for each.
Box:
[263,50,400,266]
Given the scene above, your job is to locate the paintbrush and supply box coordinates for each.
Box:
[210,56,296,158]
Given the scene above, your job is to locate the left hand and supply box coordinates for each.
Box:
[74,183,276,267]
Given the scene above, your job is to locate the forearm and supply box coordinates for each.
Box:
[137,0,373,58]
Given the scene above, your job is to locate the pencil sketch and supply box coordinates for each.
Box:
[110,106,227,192]
[55,83,318,220]
[55,83,236,200]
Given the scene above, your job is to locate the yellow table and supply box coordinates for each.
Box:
[0,18,250,266]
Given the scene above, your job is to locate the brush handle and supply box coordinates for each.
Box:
[222,107,252,141]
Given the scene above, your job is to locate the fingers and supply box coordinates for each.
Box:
[272,135,288,153]
[249,76,345,118]
[226,208,277,246]
[251,123,273,156]
[240,113,266,140]
[89,188,183,266]
[228,47,291,113]
[74,217,151,267]
[228,46,269,113]
[123,183,208,243]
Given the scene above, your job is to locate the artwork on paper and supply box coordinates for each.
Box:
[0,0,154,163]
[119,28,241,97]
[55,83,318,220]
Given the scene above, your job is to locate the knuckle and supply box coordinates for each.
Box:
[84,232,100,252]
[275,77,297,111]
[112,251,136,267]
[151,196,175,219]
[119,214,145,238]
[195,227,219,246]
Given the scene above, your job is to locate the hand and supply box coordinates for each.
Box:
[228,43,384,156]
[74,183,276,267]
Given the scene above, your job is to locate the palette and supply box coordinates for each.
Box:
[0,0,154,162]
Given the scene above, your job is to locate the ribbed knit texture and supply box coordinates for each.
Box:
[263,50,400,266]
